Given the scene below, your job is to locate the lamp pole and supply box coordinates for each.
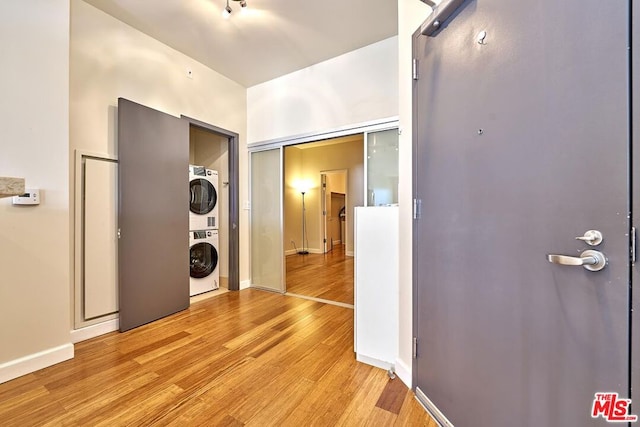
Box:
[298,191,309,255]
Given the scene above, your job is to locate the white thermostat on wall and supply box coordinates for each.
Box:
[12,189,40,205]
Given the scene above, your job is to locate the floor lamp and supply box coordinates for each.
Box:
[298,191,309,255]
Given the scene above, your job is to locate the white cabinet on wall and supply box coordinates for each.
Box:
[83,157,118,319]
[73,152,119,333]
[354,206,399,370]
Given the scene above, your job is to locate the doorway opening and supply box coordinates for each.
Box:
[283,135,363,306]
[183,115,240,298]
[321,170,348,254]
[248,118,399,301]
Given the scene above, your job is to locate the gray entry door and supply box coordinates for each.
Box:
[413,1,630,426]
[118,98,190,332]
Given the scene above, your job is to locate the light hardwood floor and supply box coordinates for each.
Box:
[0,290,436,426]
[286,244,354,305]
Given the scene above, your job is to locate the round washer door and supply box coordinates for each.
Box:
[190,242,219,278]
[190,178,217,215]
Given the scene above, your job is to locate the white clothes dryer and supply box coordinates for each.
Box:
[189,229,219,296]
[189,165,218,230]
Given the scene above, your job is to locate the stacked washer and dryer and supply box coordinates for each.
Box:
[189,165,220,296]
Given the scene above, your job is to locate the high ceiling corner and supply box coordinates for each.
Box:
[82,0,398,87]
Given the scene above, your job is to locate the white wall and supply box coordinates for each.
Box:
[284,147,303,254]
[397,0,432,386]
[283,141,364,255]
[326,173,346,194]
[247,36,399,144]
[70,0,249,317]
[0,0,73,382]
[355,206,399,370]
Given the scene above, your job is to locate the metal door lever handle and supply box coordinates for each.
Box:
[547,254,597,266]
[546,250,607,272]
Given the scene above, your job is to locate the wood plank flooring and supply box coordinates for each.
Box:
[0,290,436,426]
[286,244,354,305]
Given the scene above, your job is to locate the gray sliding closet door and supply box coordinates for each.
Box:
[118,98,189,332]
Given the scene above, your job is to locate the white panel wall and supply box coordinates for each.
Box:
[247,37,399,144]
[83,158,118,319]
[354,206,399,369]
[397,0,433,386]
[0,0,73,382]
[70,0,249,330]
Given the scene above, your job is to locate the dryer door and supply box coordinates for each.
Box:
[189,178,217,215]
[190,241,219,278]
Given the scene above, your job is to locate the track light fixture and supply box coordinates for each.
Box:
[222,0,247,18]
[222,0,232,18]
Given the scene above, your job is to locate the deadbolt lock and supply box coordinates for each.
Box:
[575,230,603,246]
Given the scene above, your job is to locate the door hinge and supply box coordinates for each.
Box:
[631,226,636,265]
[324,238,327,243]
[413,337,418,359]
[117,228,121,239]
[413,199,422,220]
[412,58,419,80]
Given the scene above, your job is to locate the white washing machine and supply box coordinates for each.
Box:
[189,229,219,296]
[189,165,218,231]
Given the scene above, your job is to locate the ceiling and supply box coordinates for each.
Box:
[82,0,399,88]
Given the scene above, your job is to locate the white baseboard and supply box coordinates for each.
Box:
[356,353,393,371]
[0,343,74,384]
[285,248,324,256]
[240,280,251,290]
[286,247,350,256]
[395,357,412,388]
[70,319,119,343]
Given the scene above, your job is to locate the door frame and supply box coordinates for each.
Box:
[631,0,639,412]
[248,118,398,291]
[320,169,348,253]
[73,150,119,330]
[182,115,240,291]
[411,26,422,394]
